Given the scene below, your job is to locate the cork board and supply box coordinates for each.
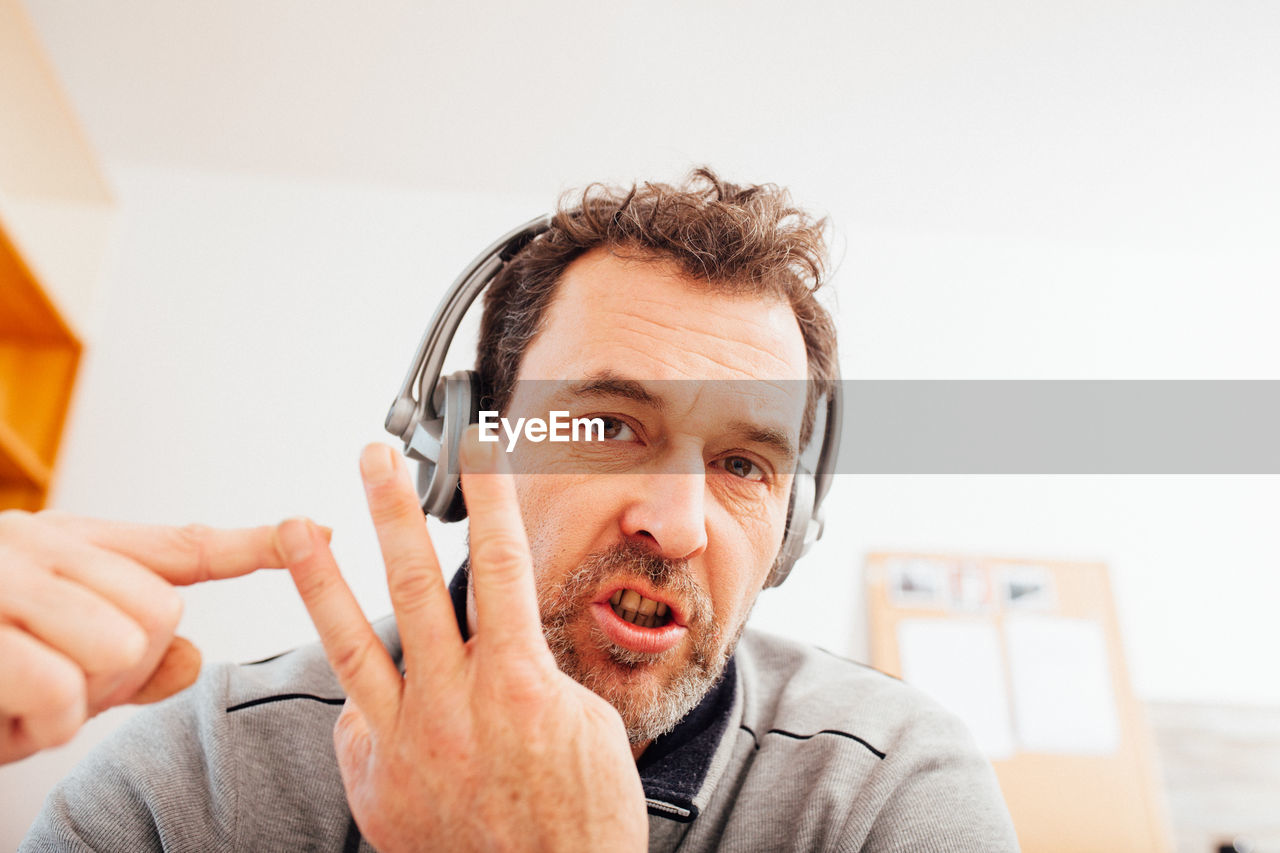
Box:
[865,552,1172,853]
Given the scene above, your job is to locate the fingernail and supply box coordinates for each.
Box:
[276,518,314,562]
[318,525,334,542]
[460,426,499,473]
[360,444,396,484]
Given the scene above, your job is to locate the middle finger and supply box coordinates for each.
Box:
[0,555,147,676]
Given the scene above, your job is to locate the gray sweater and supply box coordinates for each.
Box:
[24,588,1018,852]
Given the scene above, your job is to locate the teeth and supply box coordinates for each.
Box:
[608,589,672,628]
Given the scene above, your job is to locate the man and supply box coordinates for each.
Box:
[12,170,1018,850]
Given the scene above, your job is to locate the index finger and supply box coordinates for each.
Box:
[359,443,464,674]
[457,428,544,650]
[43,514,330,585]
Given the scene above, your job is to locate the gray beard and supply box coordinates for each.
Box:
[536,542,738,745]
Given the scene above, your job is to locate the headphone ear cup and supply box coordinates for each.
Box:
[440,371,480,522]
[768,468,816,588]
[414,369,480,522]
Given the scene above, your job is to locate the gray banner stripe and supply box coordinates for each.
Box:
[837,381,1280,474]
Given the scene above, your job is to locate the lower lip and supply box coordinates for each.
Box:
[591,602,687,655]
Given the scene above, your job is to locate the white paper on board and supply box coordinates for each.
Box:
[1005,616,1121,755]
[897,619,1016,760]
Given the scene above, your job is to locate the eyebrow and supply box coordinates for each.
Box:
[560,372,799,466]
[563,372,665,410]
[729,421,798,467]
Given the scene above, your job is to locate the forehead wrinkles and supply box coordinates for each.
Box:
[607,307,807,382]
[676,380,805,442]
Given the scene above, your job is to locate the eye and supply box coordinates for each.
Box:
[598,416,637,442]
[716,455,766,482]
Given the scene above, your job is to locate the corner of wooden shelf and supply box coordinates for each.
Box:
[0,416,52,492]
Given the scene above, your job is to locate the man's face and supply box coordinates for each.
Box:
[491,248,810,747]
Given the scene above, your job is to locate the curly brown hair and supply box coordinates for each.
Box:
[477,167,838,446]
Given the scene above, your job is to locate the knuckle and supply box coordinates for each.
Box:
[34,508,71,525]
[490,658,555,704]
[106,625,150,670]
[329,636,377,685]
[292,562,340,603]
[366,489,422,527]
[385,569,440,612]
[32,662,87,715]
[0,508,32,535]
[142,588,184,635]
[270,525,295,568]
[127,573,184,635]
[173,524,214,582]
[332,705,368,750]
[163,587,185,627]
[0,545,35,587]
[335,702,361,729]
[28,706,85,751]
[471,535,528,576]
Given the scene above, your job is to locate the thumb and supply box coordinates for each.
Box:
[130,636,202,704]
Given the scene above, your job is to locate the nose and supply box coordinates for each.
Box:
[619,473,708,562]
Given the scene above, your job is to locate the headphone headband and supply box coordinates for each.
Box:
[385,215,552,442]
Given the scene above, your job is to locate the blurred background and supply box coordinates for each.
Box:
[2,1,1278,849]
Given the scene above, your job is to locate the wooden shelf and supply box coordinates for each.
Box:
[0,217,83,341]
[0,0,111,511]
[0,223,81,510]
[0,417,51,488]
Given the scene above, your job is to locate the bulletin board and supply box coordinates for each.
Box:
[865,552,1171,853]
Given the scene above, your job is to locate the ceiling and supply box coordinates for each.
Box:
[21,0,1280,251]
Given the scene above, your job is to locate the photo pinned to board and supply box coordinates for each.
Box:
[887,557,951,609]
[1000,564,1058,611]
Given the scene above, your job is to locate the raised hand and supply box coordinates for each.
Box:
[0,511,299,764]
[278,433,647,852]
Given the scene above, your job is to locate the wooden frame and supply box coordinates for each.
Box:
[866,552,1172,852]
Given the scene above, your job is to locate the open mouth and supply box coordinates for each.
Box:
[608,589,674,629]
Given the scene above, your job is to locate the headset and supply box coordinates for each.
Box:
[384,215,842,588]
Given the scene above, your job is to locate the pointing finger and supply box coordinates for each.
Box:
[458,428,544,651]
[41,514,332,586]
